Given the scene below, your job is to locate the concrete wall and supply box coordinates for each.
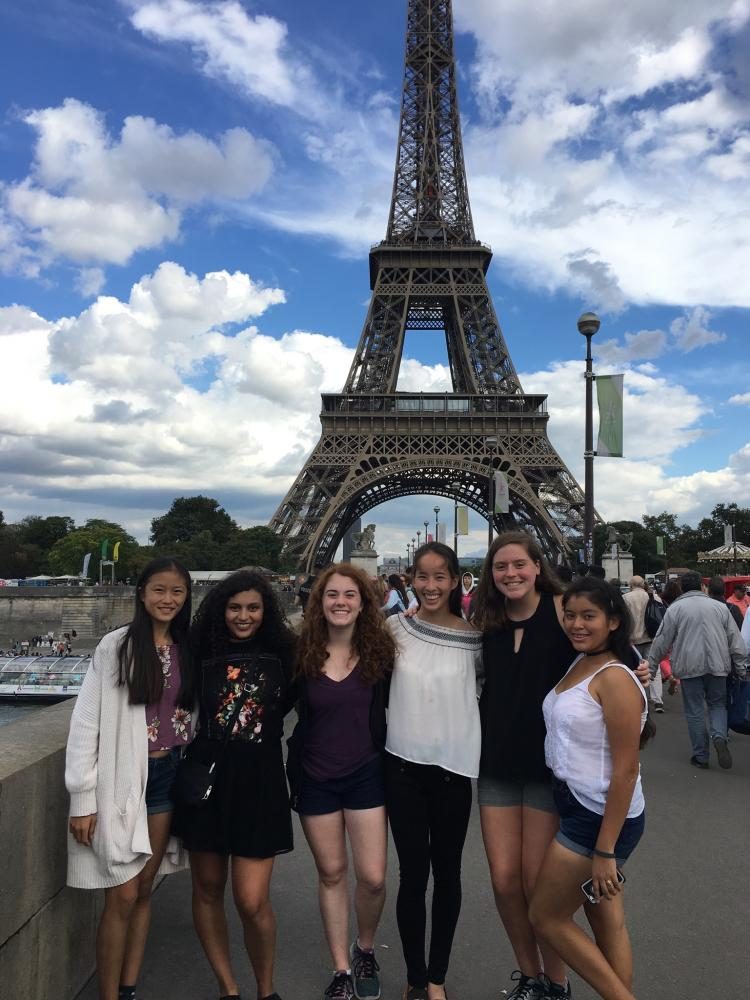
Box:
[0,700,101,1000]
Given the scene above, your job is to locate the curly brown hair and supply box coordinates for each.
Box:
[472,530,563,632]
[296,563,395,684]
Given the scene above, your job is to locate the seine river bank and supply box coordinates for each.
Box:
[0,702,48,727]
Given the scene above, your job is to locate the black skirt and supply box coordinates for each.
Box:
[172,737,293,859]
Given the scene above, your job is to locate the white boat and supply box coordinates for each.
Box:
[0,655,92,701]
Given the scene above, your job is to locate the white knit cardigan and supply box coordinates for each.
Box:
[65,626,197,889]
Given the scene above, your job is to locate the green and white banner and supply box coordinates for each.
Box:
[494,471,510,513]
[596,374,624,457]
[456,505,469,535]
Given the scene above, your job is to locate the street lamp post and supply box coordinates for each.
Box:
[412,537,416,563]
[578,312,600,568]
[416,530,421,550]
[424,520,429,544]
[434,506,440,542]
[451,480,461,555]
[486,435,497,550]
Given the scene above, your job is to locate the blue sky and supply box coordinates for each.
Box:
[1,0,749,560]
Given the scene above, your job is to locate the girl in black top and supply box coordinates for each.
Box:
[173,570,296,1000]
[473,532,571,1000]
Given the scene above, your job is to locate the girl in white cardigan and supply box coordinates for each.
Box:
[65,557,196,1000]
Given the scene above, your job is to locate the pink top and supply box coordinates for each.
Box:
[145,645,193,750]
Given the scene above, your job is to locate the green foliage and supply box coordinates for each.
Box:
[151,496,237,547]
[0,526,43,577]
[48,520,139,580]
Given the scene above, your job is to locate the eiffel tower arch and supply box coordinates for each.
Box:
[270,0,587,571]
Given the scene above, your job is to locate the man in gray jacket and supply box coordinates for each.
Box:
[649,571,746,769]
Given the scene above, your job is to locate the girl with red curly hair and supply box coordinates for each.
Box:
[288,564,395,1000]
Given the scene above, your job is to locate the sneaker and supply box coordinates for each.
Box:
[350,942,381,1000]
[690,755,709,769]
[713,736,732,769]
[325,973,355,1000]
[653,704,664,713]
[506,971,545,1000]
[537,974,572,999]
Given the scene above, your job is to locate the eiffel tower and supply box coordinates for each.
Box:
[270,0,587,571]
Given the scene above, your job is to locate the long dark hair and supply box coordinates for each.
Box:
[412,541,463,618]
[190,569,296,673]
[117,557,193,707]
[562,577,655,747]
[387,573,408,607]
[472,530,562,632]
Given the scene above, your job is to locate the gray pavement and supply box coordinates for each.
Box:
[77,700,750,999]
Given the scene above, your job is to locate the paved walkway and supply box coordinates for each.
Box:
[77,700,750,999]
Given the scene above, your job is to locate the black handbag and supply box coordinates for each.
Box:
[174,673,252,807]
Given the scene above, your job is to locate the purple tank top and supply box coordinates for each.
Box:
[145,646,193,750]
[304,662,378,781]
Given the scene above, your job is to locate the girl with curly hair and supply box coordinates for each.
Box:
[172,569,296,1000]
[288,564,395,1000]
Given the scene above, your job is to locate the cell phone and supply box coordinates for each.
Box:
[581,868,626,904]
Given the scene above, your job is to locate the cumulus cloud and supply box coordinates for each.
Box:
[131,0,320,116]
[669,306,726,351]
[3,98,274,274]
[729,393,750,405]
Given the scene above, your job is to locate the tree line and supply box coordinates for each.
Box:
[0,496,288,580]
[0,498,747,580]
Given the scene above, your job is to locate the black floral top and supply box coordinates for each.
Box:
[198,640,293,746]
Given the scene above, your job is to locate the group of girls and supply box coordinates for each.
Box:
[66,533,651,1000]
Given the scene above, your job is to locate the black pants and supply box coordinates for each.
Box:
[384,753,472,987]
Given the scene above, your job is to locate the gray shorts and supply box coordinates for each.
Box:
[477,773,555,813]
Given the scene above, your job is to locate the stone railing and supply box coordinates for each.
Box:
[0,701,100,999]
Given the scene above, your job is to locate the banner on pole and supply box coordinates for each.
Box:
[437,523,446,544]
[656,536,665,556]
[456,505,469,536]
[113,541,121,562]
[100,538,109,561]
[493,471,510,514]
[596,374,624,457]
[81,552,92,578]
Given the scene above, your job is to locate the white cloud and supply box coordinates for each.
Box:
[131,0,319,115]
[3,99,274,271]
[595,329,668,364]
[669,306,726,351]
[729,393,750,405]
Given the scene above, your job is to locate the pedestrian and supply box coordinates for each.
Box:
[289,564,395,1000]
[623,577,663,713]
[382,573,408,617]
[65,556,195,1000]
[528,577,651,1000]
[460,572,476,619]
[172,570,296,1000]
[709,576,744,631]
[726,582,750,619]
[648,571,746,769]
[384,542,482,1000]
[471,533,650,1000]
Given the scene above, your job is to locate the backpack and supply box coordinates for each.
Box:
[644,595,666,638]
[727,674,750,735]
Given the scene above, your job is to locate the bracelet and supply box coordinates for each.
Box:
[593,848,617,859]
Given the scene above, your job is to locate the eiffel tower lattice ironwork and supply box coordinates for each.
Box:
[269,0,587,570]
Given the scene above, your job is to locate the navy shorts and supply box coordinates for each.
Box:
[296,755,385,816]
[145,747,183,815]
[552,778,644,863]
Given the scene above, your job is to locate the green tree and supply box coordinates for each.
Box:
[219,526,284,570]
[16,515,74,569]
[48,520,140,580]
[0,525,43,577]
[151,496,237,547]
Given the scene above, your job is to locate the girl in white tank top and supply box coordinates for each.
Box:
[529,578,654,1000]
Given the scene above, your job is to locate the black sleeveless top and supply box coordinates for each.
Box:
[479,591,574,783]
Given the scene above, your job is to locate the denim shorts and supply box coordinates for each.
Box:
[552,778,644,863]
[477,773,555,813]
[296,755,385,816]
[145,747,183,815]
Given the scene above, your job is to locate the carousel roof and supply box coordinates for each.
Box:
[697,541,750,561]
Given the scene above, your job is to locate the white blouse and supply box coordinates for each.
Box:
[543,658,647,818]
[385,615,483,778]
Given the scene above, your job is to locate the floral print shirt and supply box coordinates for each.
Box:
[200,645,289,745]
[145,645,193,750]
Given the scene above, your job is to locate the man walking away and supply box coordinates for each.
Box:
[624,576,663,712]
[649,572,746,769]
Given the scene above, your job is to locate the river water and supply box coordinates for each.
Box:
[0,702,48,727]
